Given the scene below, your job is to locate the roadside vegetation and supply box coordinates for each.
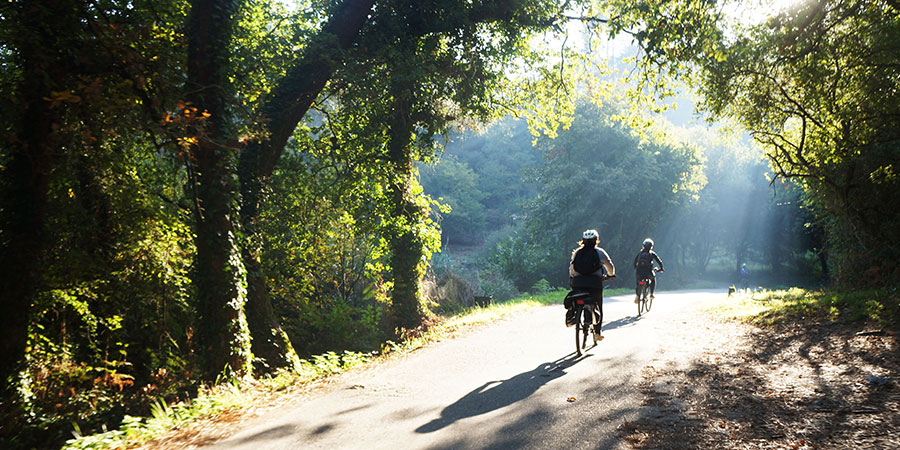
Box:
[710,288,900,328]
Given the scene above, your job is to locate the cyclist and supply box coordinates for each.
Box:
[569,229,615,341]
[634,238,664,304]
[740,263,750,290]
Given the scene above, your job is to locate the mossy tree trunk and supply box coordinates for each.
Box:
[386,93,426,332]
[187,0,252,380]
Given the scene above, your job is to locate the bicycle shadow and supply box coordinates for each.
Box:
[415,353,587,433]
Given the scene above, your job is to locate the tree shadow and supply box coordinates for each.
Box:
[233,424,298,444]
[415,353,588,433]
[620,321,900,448]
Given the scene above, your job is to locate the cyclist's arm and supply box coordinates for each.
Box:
[568,249,577,278]
[596,248,615,277]
[653,252,664,271]
[603,260,615,277]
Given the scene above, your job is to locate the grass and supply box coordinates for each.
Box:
[62,288,578,450]
[706,287,900,327]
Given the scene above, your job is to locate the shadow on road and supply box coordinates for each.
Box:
[232,424,297,444]
[415,353,588,433]
[602,314,642,331]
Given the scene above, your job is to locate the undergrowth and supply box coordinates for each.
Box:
[62,289,571,449]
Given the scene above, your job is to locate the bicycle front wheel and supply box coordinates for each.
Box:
[645,290,654,312]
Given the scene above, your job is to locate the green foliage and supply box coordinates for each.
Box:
[531,279,552,294]
[422,118,541,246]
[510,99,704,288]
[420,156,487,244]
[62,382,249,450]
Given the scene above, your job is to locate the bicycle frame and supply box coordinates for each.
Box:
[574,297,598,355]
[568,274,613,356]
[637,268,660,316]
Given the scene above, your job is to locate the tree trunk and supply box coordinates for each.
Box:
[0,51,56,433]
[0,0,77,429]
[237,0,373,372]
[187,0,252,380]
[241,217,301,372]
[386,94,425,331]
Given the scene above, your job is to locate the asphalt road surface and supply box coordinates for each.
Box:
[206,289,725,450]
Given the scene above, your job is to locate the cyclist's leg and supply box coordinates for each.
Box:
[649,274,656,297]
[591,288,603,336]
[634,274,641,303]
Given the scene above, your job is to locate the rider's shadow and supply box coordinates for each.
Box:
[601,315,642,331]
[415,353,586,433]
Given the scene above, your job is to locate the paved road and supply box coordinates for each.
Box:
[206,290,725,450]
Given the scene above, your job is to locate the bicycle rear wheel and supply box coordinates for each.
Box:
[582,310,591,349]
[574,305,584,356]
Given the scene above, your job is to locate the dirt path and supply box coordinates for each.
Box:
[621,303,900,449]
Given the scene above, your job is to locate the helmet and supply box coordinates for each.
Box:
[642,238,654,249]
[582,229,599,240]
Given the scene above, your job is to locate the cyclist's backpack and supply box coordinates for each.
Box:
[636,251,654,269]
[573,248,601,275]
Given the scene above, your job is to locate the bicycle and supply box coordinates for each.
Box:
[570,275,614,356]
[637,268,662,316]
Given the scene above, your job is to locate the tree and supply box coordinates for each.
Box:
[0,0,193,438]
[693,0,900,283]
[0,1,82,422]
[185,0,254,379]
[236,0,374,370]
[420,156,487,246]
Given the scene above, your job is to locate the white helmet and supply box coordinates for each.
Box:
[642,238,654,249]
[582,229,599,240]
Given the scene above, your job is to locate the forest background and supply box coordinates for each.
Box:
[1,0,897,448]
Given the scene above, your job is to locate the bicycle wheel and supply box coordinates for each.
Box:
[645,289,654,312]
[582,310,591,349]
[641,281,650,314]
[574,305,584,356]
[638,283,647,317]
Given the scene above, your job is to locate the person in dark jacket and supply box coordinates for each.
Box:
[569,229,615,340]
[633,238,664,303]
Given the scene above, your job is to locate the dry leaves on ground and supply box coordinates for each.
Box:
[621,314,900,449]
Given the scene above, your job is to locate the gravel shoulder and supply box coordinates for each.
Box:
[619,300,900,449]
